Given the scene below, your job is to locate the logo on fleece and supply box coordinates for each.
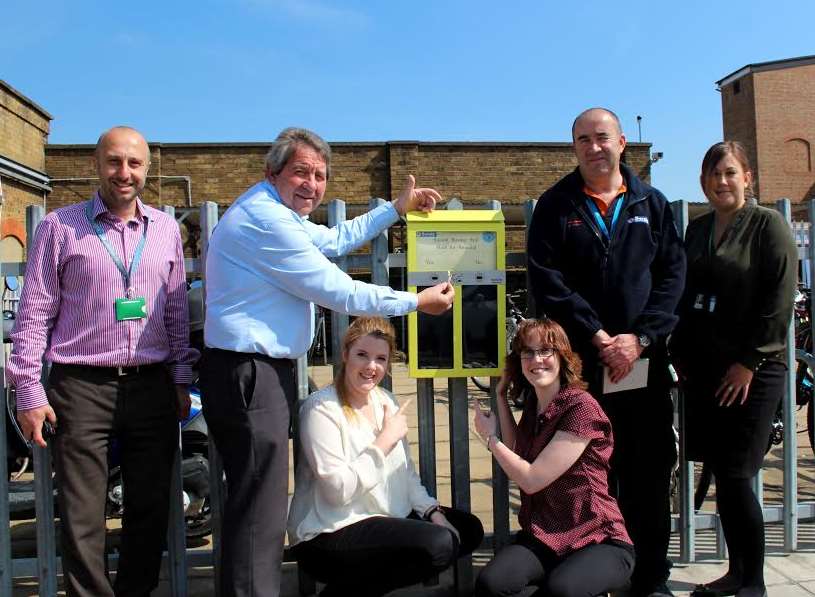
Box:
[626,216,649,225]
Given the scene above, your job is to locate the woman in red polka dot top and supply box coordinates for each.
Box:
[474,318,634,597]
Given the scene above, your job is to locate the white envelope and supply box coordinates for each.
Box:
[603,358,650,394]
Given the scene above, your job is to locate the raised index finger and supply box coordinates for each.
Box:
[396,398,413,415]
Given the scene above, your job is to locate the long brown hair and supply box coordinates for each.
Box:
[334,317,399,421]
[505,318,587,405]
[700,141,754,199]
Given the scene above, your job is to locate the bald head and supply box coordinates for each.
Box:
[571,108,623,140]
[95,126,150,164]
[571,108,627,184]
[94,126,150,215]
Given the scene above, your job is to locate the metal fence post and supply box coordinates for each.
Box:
[417,379,437,497]
[484,200,510,552]
[442,200,473,594]
[448,377,473,595]
[670,200,697,562]
[162,205,187,596]
[370,198,393,392]
[295,355,317,596]
[327,200,349,376]
[0,237,12,597]
[523,200,537,317]
[25,206,58,594]
[200,201,224,596]
[779,198,799,552]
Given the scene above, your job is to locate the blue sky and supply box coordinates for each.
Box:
[3,0,813,203]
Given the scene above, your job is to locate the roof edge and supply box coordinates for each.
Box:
[716,54,815,87]
[47,140,652,150]
[0,80,53,121]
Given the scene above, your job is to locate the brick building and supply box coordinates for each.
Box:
[44,140,653,255]
[0,80,51,261]
[0,78,655,253]
[718,55,815,209]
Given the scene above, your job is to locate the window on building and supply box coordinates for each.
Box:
[784,138,812,174]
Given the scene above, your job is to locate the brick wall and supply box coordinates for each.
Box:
[1,177,42,247]
[44,139,651,259]
[721,63,815,203]
[45,141,651,209]
[753,64,815,203]
[721,75,759,191]
[0,81,51,254]
[0,81,50,171]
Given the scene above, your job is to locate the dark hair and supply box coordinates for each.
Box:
[335,317,399,421]
[700,141,754,198]
[265,127,332,180]
[571,107,623,139]
[504,318,587,405]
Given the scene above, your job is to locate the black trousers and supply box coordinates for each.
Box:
[475,532,635,597]
[587,352,676,591]
[683,360,786,478]
[199,348,296,597]
[291,507,484,597]
[48,363,178,597]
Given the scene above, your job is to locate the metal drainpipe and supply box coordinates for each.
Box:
[49,175,193,207]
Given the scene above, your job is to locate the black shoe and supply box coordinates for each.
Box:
[734,587,766,597]
[690,574,742,596]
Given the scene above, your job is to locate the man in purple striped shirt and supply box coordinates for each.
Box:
[7,126,199,597]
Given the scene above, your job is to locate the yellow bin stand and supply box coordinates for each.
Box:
[406,210,506,378]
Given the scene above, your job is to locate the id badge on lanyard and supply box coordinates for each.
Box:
[85,200,148,320]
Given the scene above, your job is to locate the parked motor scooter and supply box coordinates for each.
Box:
[105,384,211,539]
[4,277,212,539]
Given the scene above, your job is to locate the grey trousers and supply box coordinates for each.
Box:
[48,363,178,597]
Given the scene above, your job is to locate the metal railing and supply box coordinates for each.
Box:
[2,197,814,595]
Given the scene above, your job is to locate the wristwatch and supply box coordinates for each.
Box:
[424,505,442,520]
[637,334,651,349]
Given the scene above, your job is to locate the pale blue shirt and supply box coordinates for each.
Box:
[204,180,417,357]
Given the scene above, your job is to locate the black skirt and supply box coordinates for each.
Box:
[682,359,786,478]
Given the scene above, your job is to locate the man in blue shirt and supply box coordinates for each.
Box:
[201,127,454,597]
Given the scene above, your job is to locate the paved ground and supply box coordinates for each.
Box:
[11,363,815,595]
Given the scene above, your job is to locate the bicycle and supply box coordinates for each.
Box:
[470,290,527,395]
[308,306,328,366]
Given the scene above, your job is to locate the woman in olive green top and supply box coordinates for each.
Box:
[672,141,797,597]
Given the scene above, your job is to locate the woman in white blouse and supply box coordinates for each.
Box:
[287,317,483,596]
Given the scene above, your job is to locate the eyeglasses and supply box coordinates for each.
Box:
[519,347,555,360]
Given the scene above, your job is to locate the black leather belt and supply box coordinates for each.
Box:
[53,363,166,378]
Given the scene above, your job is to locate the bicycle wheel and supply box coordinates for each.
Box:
[809,399,815,457]
[795,358,815,455]
[470,377,491,393]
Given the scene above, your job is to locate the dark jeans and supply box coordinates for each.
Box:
[48,363,178,597]
[292,508,484,597]
[588,352,676,591]
[199,348,296,597]
[476,532,635,597]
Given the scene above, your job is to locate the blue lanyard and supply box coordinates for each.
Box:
[85,200,148,296]
[585,194,624,240]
